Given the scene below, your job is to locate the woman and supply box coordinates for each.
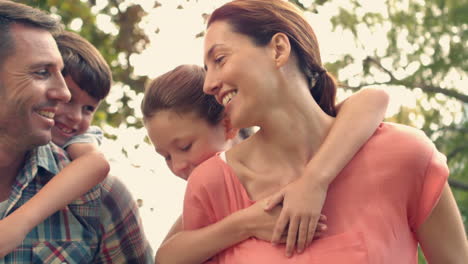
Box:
[183,0,468,263]
[143,65,390,263]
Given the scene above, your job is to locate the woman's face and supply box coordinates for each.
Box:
[145,110,228,180]
[203,20,279,129]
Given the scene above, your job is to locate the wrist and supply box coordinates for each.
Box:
[302,166,333,189]
[231,208,255,240]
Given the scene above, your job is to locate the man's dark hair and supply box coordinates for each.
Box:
[0,0,62,68]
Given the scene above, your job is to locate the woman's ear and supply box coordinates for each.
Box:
[222,117,239,140]
[270,32,291,68]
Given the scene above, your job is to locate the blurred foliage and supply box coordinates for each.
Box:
[18,0,149,128]
[294,0,468,262]
[19,0,467,262]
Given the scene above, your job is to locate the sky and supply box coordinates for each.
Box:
[83,0,466,251]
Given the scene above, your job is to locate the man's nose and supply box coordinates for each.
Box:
[47,72,71,103]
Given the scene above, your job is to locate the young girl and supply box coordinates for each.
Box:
[141,64,390,263]
[0,31,111,257]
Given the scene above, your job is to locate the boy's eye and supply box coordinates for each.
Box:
[83,105,95,113]
[180,143,192,152]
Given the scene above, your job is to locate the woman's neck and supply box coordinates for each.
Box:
[258,98,333,166]
[233,76,335,180]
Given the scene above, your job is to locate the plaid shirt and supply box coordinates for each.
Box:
[0,143,153,263]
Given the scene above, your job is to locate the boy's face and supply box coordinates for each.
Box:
[51,75,100,146]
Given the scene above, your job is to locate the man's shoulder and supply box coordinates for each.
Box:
[34,142,69,175]
[99,175,135,204]
[96,175,141,222]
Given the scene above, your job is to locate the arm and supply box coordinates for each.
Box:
[416,183,468,263]
[0,143,109,257]
[156,198,287,264]
[266,88,390,256]
[161,215,183,244]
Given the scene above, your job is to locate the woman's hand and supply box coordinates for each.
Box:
[264,176,329,257]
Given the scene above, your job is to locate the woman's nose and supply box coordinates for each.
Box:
[203,70,221,96]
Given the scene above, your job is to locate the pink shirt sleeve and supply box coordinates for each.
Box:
[413,147,449,229]
[183,156,226,231]
[405,130,449,230]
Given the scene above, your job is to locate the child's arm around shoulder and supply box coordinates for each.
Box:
[266,88,390,256]
[0,131,109,257]
[156,155,291,264]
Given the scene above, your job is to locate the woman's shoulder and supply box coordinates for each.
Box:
[187,153,229,189]
[374,122,436,153]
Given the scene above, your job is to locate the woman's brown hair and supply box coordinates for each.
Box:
[207,0,337,116]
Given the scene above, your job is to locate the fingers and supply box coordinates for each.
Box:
[285,216,299,257]
[296,216,310,254]
[319,214,327,222]
[305,216,317,248]
[264,191,285,211]
[271,211,289,244]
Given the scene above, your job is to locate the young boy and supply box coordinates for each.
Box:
[0,30,111,257]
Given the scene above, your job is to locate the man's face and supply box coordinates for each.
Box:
[0,24,70,149]
[52,76,100,146]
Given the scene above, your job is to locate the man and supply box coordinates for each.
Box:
[0,1,153,262]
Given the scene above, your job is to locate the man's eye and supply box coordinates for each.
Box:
[35,69,50,78]
[181,143,192,152]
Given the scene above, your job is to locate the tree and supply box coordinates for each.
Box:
[290,0,468,262]
[19,0,467,261]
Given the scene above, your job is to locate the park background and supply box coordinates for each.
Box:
[17,0,467,262]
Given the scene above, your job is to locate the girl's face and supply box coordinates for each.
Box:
[145,110,228,180]
[203,20,280,129]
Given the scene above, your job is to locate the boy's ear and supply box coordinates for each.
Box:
[269,32,291,68]
[222,117,238,140]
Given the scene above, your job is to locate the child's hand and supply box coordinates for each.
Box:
[0,216,29,258]
[242,198,284,242]
[243,196,327,246]
[264,176,329,257]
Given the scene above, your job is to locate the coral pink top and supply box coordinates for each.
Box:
[183,123,448,263]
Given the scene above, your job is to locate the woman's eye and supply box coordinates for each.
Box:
[214,55,225,64]
[181,143,192,152]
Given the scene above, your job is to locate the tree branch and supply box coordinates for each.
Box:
[417,84,468,103]
[345,57,468,103]
[449,179,468,191]
[446,144,468,162]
